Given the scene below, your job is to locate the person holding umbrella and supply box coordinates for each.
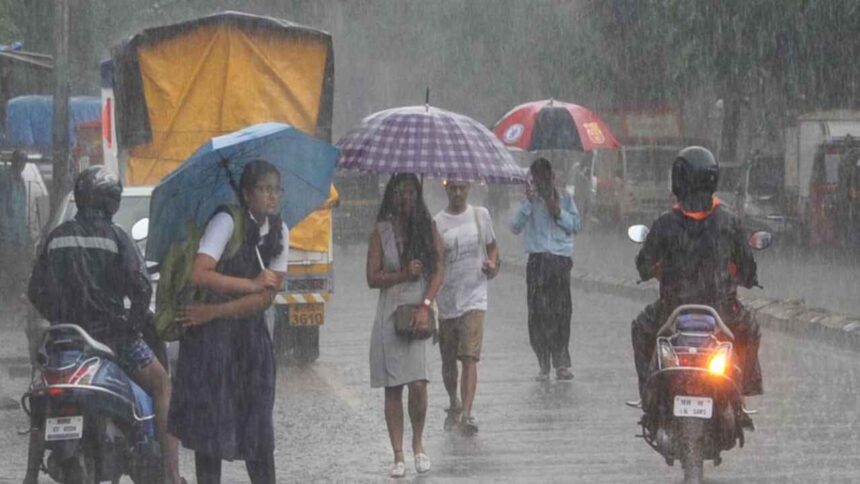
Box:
[169,160,288,484]
[511,158,581,381]
[366,173,444,478]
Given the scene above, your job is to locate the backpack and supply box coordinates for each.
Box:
[154,206,245,341]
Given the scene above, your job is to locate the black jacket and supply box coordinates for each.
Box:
[28,208,152,345]
[635,202,757,316]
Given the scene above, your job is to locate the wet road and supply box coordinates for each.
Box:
[1,247,860,482]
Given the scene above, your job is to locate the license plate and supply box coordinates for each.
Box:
[289,303,325,326]
[673,396,713,419]
[45,416,83,441]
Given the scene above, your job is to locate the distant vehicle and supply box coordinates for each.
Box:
[591,144,680,225]
[731,153,798,239]
[783,110,860,245]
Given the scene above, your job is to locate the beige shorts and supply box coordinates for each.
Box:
[438,310,485,362]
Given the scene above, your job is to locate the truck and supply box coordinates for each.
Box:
[780,110,860,245]
[105,12,337,364]
[589,109,686,225]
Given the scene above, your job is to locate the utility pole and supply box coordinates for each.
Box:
[50,0,71,219]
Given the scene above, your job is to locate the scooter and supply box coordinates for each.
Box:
[626,224,771,483]
[21,324,161,483]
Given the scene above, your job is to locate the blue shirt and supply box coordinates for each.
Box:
[510,189,580,258]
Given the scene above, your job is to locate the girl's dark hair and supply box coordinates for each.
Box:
[226,159,285,262]
[376,173,436,275]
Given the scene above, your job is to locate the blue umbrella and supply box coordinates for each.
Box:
[146,122,338,264]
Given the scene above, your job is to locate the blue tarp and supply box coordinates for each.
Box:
[5,95,101,149]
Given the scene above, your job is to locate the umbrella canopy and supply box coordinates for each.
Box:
[337,105,526,184]
[493,99,621,152]
[146,122,337,263]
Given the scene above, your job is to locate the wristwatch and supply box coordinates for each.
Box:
[421,298,432,308]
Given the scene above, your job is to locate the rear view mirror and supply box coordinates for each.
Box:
[131,218,149,242]
[627,225,649,243]
[748,231,773,250]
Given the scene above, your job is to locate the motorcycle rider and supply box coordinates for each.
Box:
[629,146,763,409]
[26,166,181,484]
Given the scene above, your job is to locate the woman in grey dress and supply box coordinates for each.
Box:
[366,173,444,478]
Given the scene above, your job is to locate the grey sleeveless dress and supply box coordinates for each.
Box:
[369,221,431,388]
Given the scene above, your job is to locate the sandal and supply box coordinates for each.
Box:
[444,406,463,431]
[389,461,406,478]
[414,453,432,474]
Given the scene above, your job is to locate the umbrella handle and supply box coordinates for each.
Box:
[255,246,266,271]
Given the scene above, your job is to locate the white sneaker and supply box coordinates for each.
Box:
[389,461,406,478]
[414,453,432,473]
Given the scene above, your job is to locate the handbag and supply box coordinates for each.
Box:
[393,304,437,340]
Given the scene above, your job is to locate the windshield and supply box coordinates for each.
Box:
[624,147,677,185]
[748,158,784,197]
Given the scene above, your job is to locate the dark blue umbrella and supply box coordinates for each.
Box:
[146,122,338,264]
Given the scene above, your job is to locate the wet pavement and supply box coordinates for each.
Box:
[1,245,859,482]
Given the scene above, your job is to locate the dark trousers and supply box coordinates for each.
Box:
[526,253,573,372]
[195,451,275,484]
[631,300,763,399]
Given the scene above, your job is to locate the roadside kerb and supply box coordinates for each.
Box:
[502,259,860,351]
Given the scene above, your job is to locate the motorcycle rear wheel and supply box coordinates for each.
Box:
[679,417,705,484]
[61,451,96,484]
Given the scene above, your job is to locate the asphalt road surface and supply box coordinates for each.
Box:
[1,246,859,482]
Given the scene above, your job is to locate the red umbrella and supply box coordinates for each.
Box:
[493,99,620,151]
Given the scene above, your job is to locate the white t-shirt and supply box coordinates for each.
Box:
[433,205,496,320]
[198,211,290,272]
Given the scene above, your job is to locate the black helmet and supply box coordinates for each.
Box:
[74,166,123,216]
[671,146,718,211]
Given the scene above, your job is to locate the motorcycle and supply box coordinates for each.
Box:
[21,324,161,483]
[626,224,771,483]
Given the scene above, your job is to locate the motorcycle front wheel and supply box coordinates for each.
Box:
[678,417,705,484]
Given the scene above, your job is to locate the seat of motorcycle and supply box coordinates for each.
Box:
[676,314,717,333]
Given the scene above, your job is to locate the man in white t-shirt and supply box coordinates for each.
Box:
[434,180,499,435]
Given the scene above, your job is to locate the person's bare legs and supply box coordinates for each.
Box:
[460,357,478,417]
[407,381,428,455]
[134,360,181,484]
[441,351,461,410]
[384,386,405,464]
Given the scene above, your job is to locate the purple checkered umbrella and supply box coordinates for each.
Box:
[336,105,527,184]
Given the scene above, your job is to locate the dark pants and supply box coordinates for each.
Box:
[195,451,275,484]
[526,253,573,373]
[631,300,763,399]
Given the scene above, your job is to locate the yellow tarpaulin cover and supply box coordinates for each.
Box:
[125,21,334,252]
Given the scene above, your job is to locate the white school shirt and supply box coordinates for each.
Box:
[198,211,289,272]
[433,205,496,320]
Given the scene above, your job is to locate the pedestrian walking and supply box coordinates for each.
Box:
[510,158,581,381]
[366,173,444,478]
[434,180,499,434]
[0,150,31,303]
[168,160,288,484]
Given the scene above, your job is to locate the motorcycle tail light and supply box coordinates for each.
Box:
[47,388,67,397]
[69,360,99,385]
[43,370,73,386]
[708,345,731,375]
[658,340,678,369]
